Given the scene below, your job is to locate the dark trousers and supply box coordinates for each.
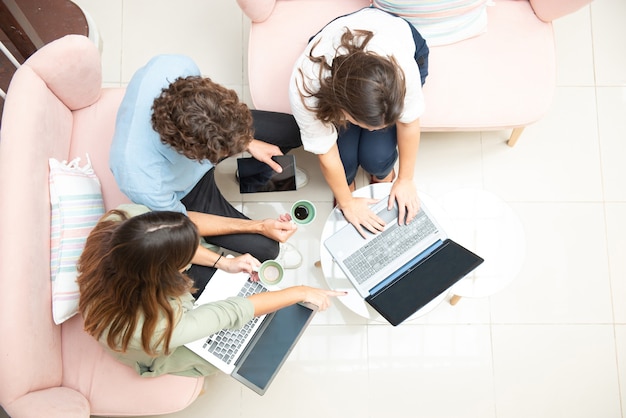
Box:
[182,110,301,295]
[337,124,399,185]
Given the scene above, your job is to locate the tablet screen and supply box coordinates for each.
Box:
[237,155,297,193]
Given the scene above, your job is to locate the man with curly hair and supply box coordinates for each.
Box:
[110,54,302,295]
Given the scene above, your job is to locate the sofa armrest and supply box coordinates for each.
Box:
[25,34,101,110]
[529,0,592,22]
[236,0,276,22]
[4,387,90,418]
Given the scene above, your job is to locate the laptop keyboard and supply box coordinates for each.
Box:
[343,209,437,284]
[201,279,268,365]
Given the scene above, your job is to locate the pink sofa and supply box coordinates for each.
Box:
[237,0,591,146]
[0,35,204,417]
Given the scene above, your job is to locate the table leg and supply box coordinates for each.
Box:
[507,127,524,147]
[449,294,462,306]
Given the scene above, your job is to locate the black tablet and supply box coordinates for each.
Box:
[237,155,297,193]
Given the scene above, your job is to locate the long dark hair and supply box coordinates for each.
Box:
[298,28,406,129]
[77,210,198,356]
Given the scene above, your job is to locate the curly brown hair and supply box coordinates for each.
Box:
[298,28,406,129]
[151,76,253,163]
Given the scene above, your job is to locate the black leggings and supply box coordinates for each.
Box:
[182,110,301,295]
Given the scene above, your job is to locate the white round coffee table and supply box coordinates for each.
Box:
[439,188,526,304]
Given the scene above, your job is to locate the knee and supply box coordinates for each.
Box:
[255,239,280,262]
[361,149,397,177]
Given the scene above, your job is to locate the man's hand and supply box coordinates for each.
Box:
[247,139,283,173]
[260,213,297,242]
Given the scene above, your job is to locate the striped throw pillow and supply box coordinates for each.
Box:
[49,155,105,324]
[374,0,490,46]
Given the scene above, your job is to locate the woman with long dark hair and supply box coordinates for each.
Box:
[77,208,343,377]
[290,7,429,238]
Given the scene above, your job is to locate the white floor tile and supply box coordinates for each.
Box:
[415,132,485,198]
[482,87,603,203]
[368,324,496,418]
[597,87,626,202]
[591,0,626,86]
[616,325,626,414]
[490,202,613,324]
[492,324,621,418]
[120,0,244,86]
[552,4,595,87]
[72,0,123,85]
[606,203,626,323]
[240,325,370,418]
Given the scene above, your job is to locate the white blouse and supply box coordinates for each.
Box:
[289,7,425,155]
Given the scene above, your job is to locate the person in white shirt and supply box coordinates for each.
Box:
[289,7,429,238]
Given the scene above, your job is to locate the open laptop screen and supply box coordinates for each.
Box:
[232,302,316,394]
[366,239,484,326]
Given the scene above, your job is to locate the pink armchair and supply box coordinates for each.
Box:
[237,0,591,146]
[0,35,204,417]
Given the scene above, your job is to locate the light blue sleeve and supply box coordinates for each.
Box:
[110,55,208,214]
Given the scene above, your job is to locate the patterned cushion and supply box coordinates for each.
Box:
[49,155,105,324]
[374,0,490,46]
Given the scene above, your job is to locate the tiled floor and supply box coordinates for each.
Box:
[71,1,626,417]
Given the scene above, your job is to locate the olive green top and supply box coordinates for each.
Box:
[95,204,255,377]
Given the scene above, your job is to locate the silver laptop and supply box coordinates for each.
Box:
[325,197,448,298]
[324,197,483,325]
[185,268,318,395]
